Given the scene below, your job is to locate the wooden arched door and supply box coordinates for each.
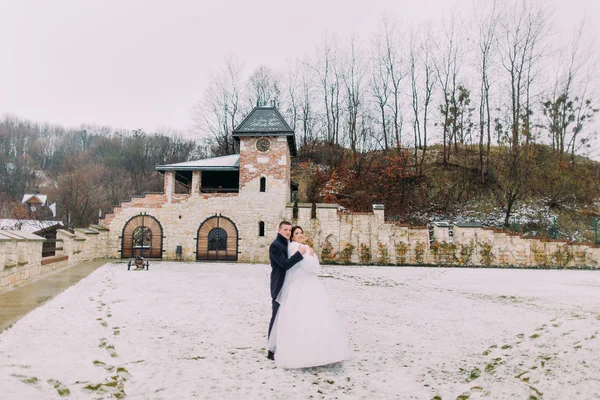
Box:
[196,215,238,261]
[121,214,163,259]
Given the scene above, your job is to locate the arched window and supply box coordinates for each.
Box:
[208,227,227,251]
[259,221,265,237]
[132,226,152,249]
[260,177,266,192]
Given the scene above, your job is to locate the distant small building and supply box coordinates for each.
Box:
[21,193,56,217]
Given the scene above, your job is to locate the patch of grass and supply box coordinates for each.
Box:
[501,345,512,350]
[457,395,470,400]
[529,386,543,398]
[84,383,102,391]
[326,379,334,384]
[93,360,105,366]
[467,368,481,381]
[48,379,70,397]
[12,375,39,385]
[530,334,540,339]
[432,396,442,400]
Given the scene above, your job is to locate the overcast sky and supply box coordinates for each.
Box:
[1,0,599,135]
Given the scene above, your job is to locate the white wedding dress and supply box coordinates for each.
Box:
[268,242,350,368]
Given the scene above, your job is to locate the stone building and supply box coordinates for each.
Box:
[100,106,298,263]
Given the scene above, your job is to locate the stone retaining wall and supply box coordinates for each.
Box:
[286,204,600,268]
[0,227,110,294]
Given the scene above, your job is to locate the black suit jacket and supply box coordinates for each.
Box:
[269,233,303,300]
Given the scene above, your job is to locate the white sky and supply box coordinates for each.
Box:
[0,0,599,134]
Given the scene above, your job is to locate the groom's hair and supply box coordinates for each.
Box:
[279,221,292,229]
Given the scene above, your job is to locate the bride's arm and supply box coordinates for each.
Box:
[288,241,301,256]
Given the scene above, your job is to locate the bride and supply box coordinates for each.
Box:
[268,226,350,368]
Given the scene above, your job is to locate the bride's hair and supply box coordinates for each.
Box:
[291,226,303,242]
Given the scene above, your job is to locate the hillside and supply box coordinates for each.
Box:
[291,142,600,243]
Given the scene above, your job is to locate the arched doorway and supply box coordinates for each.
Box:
[121,214,163,259]
[196,215,238,261]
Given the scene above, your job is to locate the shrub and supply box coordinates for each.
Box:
[415,241,425,264]
[338,242,355,264]
[395,242,409,264]
[377,241,389,265]
[321,239,334,263]
[459,242,475,265]
[359,243,372,265]
[479,242,495,266]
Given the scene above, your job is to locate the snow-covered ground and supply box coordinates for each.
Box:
[1,262,599,399]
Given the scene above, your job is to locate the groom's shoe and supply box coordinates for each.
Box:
[267,351,275,360]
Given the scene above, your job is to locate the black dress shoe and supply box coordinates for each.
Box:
[267,351,275,360]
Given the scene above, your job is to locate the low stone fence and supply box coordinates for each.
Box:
[286,204,600,269]
[0,226,110,294]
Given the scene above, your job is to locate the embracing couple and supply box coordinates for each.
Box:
[267,221,349,369]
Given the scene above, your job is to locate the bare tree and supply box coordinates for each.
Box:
[497,0,552,226]
[247,65,281,108]
[371,23,393,152]
[298,61,319,149]
[473,0,499,183]
[409,25,436,176]
[433,13,465,166]
[308,35,343,144]
[542,19,599,168]
[192,56,243,156]
[342,35,368,171]
[379,18,405,151]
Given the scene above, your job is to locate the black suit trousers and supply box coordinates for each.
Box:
[268,299,280,339]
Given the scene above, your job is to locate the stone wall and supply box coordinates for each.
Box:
[286,204,600,268]
[0,227,110,294]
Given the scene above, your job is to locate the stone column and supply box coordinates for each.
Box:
[164,171,175,203]
[373,204,385,221]
[191,171,201,195]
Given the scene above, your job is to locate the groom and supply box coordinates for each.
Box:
[267,220,306,360]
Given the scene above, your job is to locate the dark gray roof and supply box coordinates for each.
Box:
[232,107,297,156]
[233,107,293,133]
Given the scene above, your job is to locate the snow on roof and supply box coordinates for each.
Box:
[0,219,64,233]
[22,194,48,204]
[156,154,240,171]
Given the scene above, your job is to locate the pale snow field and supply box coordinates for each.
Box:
[1,262,599,400]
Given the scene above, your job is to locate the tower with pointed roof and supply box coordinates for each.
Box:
[233,106,297,207]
